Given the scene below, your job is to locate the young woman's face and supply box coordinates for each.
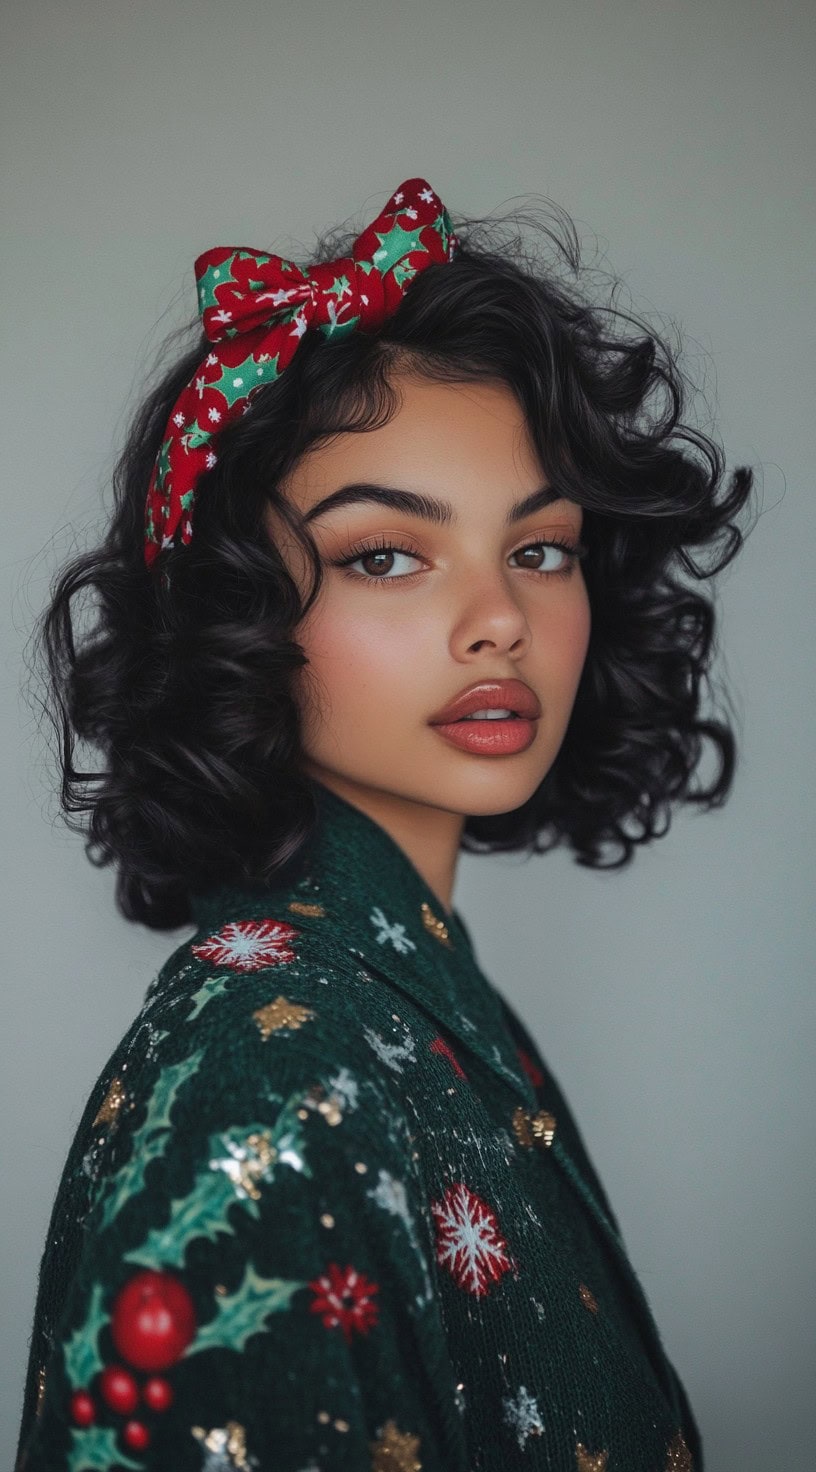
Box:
[265,371,591,820]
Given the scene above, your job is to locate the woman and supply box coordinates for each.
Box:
[16,176,755,1470]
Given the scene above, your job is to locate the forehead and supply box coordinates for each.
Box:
[282,375,544,505]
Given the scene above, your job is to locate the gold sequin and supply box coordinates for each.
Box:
[252,995,315,1039]
[35,1363,46,1417]
[576,1446,608,1472]
[287,901,326,917]
[301,1082,344,1126]
[92,1075,126,1128]
[354,1160,368,1173]
[578,1282,599,1313]
[317,1410,331,1424]
[665,1431,693,1471]
[190,1420,253,1470]
[530,1109,556,1147]
[370,1417,423,1471]
[511,1105,557,1150]
[335,1418,350,1433]
[511,1105,534,1148]
[420,901,454,948]
[320,1213,335,1229]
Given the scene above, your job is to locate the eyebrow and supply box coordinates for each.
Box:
[302,481,571,528]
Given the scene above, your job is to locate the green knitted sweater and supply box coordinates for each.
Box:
[16,779,702,1471]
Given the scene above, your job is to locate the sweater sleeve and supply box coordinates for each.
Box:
[17,983,468,1472]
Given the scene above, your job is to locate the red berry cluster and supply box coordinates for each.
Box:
[69,1269,196,1454]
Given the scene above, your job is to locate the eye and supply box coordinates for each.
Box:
[330,535,587,585]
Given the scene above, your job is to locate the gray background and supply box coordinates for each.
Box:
[3,1,813,1468]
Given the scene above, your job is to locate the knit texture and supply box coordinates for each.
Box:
[15,779,702,1471]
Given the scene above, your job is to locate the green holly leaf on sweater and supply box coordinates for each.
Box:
[185,972,234,1023]
[96,1049,206,1231]
[67,1423,143,1472]
[122,1093,311,1270]
[63,1281,108,1389]
[185,1261,307,1358]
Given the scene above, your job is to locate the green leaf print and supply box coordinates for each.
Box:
[67,1423,142,1472]
[185,1262,307,1358]
[121,1092,313,1270]
[96,1048,206,1231]
[63,1281,108,1389]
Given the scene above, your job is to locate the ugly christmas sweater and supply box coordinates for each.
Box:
[16,778,702,1472]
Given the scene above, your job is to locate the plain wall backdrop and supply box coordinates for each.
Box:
[2,1,814,1468]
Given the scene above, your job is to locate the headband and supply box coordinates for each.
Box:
[143,176,459,566]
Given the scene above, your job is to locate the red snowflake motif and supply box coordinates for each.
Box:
[429,1036,468,1080]
[517,1046,545,1089]
[308,1262,380,1343]
[430,1182,513,1296]
[191,917,301,971]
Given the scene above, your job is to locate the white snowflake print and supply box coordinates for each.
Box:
[362,1022,417,1074]
[205,451,218,468]
[430,1182,513,1296]
[502,1385,545,1449]
[366,1169,434,1308]
[191,917,300,972]
[369,905,417,955]
[419,187,434,204]
[326,1067,359,1112]
[195,374,207,398]
[212,309,233,326]
[172,411,185,427]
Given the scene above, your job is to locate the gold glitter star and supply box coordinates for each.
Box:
[665,1431,693,1471]
[92,1075,127,1128]
[287,901,326,917]
[370,1417,423,1471]
[252,995,315,1039]
[576,1446,608,1472]
[420,901,453,948]
[578,1282,599,1313]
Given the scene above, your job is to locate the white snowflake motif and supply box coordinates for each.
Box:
[326,1067,359,1112]
[205,451,218,468]
[191,917,300,972]
[502,1385,545,1449]
[419,187,434,204]
[404,206,418,220]
[172,411,185,427]
[369,905,417,955]
[430,1182,513,1296]
[366,1169,434,1307]
[207,407,222,423]
[393,190,404,204]
[195,374,207,398]
[290,311,308,340]
[212,309,232,326]
[362,1022,417,1074]
[206,352,218,366]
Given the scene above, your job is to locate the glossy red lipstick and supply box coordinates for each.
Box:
[428,679,540,756]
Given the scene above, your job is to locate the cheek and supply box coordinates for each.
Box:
[295,594,427,714]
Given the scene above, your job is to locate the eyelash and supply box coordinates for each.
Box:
[330,534,588,586]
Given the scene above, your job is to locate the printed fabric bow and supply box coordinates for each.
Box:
[144,176,459,566]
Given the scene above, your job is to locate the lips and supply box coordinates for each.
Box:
[429,679,541,725]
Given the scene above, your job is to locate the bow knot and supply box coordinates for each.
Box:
[145,177,459,566]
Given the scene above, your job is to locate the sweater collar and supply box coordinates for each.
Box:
[189,777,536,1104]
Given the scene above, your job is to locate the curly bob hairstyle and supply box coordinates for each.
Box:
[29,196,757,930]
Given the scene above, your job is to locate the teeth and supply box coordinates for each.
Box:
[459,709,515,720]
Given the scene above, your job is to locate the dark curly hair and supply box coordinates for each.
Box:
[25,193,758,930]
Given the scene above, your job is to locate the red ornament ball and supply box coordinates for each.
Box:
[69,1389,96,1426]
[142,1375,174,1412]
[99,1363,139,1416]
[110,1269,196,1371]
[122,1419,151,1452]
